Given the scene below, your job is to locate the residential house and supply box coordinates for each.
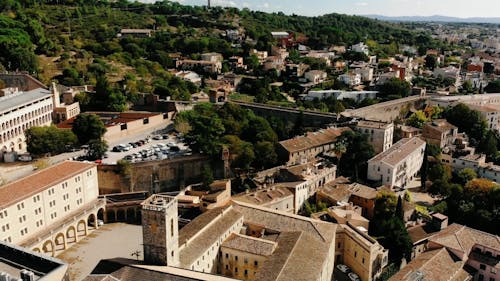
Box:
[422,119,458,148]
[304,70,327,84]
[339,72,362,87]
[353,67,374,83]
[367,137,426,188]
[176,59,222,74]
[351,42,369,55]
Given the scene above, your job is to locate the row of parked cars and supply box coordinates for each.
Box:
[122,140,191,163]
[112,139,151,152]
[336,264,360,281]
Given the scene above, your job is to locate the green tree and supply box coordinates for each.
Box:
[406,110,428,129]
[253,141,277,169]
[338,130,375,180]
[420,145,429,188]
[378,78,411,99]
[484,80,500,93]
[26,126,77,155]
[86,139,108,160]
[457,168,477,185]
[201,164,214,188]
[424,55,438,70]
[72,113,107,144]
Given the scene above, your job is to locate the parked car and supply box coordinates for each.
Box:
[348,272,360,281]
[152,135,162,140]
[336,264,350,273]
[162,134,169,139]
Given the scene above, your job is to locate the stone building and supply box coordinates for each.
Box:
[278,127,350,165]
[141,196,337,281]
[422,119,458,148]
[354,120,394,154]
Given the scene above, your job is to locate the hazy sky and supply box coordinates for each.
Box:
[139,0,500,18]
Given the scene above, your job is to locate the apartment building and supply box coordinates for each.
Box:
[355,120,394,154]
[176,59,222,74]
[367,137,426,188]
[0,161,105,257]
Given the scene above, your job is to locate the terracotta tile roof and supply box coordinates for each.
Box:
[233,186,293,206]
[407,224,439,244]
[389,248,470,281]
[423,119,457,133]
[57,111,161,129]
[178,205,231,245]
[221,233,277,256]
[317,183,351,203]
[348,183,378,199]
[232,201,336,244]
[279,127,350,154]
[429,223,500,257]
[0,161,95,209]
[255,231,327,281]
[356,120,393,129]
[179,206,243,267]
[368,137,426,167]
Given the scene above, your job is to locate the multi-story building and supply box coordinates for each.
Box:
[355,120,394,154]
[367,137,426,188]
[335,223,388,281]
[467,104,499,132]
[351,42,369,55]
[51,82,80,124]
[304,70,327,84]
[422,119,458,148]
[449,153,500,183]
[278,127,350,165]
[0,88,53,158]
[201,52,223,63]
[0,161,105,257]
[141,196,337,281]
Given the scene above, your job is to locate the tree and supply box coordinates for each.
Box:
[201,164,214,188]
[420,145,429,188]
[87,139,108,160]
[253,141,277,169]
[333,140,347,172]
[484,80,500,93]
[378,78,411,99]
[338,130,375,180]
[424,55,438,70]
[395,195,404,221]
[406,110,428,129]
[26,126,78,155]
[72,113,107,144]
[457,168,477,185]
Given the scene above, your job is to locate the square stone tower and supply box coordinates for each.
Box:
[141,194,179,266]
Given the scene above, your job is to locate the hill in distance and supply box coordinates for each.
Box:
[364,14,500,24]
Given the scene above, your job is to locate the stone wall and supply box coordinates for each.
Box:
[97,155,214,194]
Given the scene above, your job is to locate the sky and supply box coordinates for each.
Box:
[138,0,500,18]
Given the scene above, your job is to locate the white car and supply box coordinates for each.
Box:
[348,272,360,281]
[336,264,350,273]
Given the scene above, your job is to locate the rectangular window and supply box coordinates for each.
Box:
[171,218,174,237]
[254,261,258,267]
[480,264,486,270]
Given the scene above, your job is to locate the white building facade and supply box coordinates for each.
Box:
[367,137,426,188]
[0,161,104,256]
[0,89,53,157]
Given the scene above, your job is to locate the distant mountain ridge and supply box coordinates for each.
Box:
[364,14,500,24]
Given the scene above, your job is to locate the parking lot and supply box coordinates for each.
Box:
[333,264,360,281]
[103,132,192,165]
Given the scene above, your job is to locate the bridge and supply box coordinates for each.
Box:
[229,100,338,127]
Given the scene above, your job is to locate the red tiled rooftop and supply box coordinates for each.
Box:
[279,127,350,154]
[57,111,161,129]
[0,161,95,209]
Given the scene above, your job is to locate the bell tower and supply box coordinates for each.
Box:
[141,195,179,266]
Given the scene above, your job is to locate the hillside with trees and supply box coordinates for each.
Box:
[0,0,439,92]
